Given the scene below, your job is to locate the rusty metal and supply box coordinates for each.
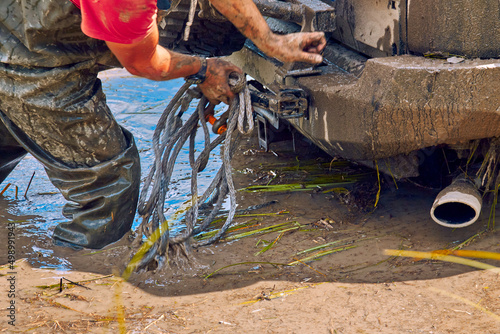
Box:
[332,0,404,57]
[253,0,304,23]
[253,0,335,32]
[287,0,336,32]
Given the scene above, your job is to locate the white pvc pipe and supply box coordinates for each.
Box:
[430,177,482,228]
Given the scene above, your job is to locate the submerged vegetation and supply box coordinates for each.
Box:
[238,158,374,194]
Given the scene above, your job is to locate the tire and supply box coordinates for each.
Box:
[158,0,247,57]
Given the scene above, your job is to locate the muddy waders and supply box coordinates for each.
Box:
[0,0,141,248]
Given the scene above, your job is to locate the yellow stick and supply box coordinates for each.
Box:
[430,249,500,261]
[113,278,127,334]
[291,257,327,277]
[384,249,500,272]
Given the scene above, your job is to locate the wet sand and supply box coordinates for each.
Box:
[1,70,499,333]
[1,133,500,333]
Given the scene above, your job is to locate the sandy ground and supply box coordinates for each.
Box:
[1,260,499,333]
[1,131,500,334]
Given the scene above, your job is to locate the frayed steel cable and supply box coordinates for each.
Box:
[133,73,252,271]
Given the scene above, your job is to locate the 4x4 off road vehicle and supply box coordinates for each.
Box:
[158,0,500,229]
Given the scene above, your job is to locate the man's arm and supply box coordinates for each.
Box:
[105,27,202,81]
[106,26,242,104]
[208,0,327,63]
[105,0,326,103]
[106,0,326,78]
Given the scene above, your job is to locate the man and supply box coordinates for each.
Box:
[0,0,326,249]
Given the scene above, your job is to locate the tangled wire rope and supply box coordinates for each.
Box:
[131,72,254,271]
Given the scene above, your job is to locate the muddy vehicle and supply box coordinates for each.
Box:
[158,0,500,228]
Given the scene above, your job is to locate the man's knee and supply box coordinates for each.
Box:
[50,129,141,249]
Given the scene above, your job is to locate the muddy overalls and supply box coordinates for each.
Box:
[0,0,141,248]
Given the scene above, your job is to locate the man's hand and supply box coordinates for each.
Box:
[106,25,242,105]
[260,32,326,64]
[198,58,243,105]
[106,24,242,105]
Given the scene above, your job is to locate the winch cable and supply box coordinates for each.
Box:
[132,72,254,271]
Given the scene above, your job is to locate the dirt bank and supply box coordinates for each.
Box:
[1,127,500,333]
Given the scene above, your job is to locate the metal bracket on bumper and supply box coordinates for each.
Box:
[251,87,309,119]
[250,83,309,151]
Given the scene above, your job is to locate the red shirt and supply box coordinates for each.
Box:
[69,0,157,44]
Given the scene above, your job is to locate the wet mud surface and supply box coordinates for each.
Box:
[1,70,499,333]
